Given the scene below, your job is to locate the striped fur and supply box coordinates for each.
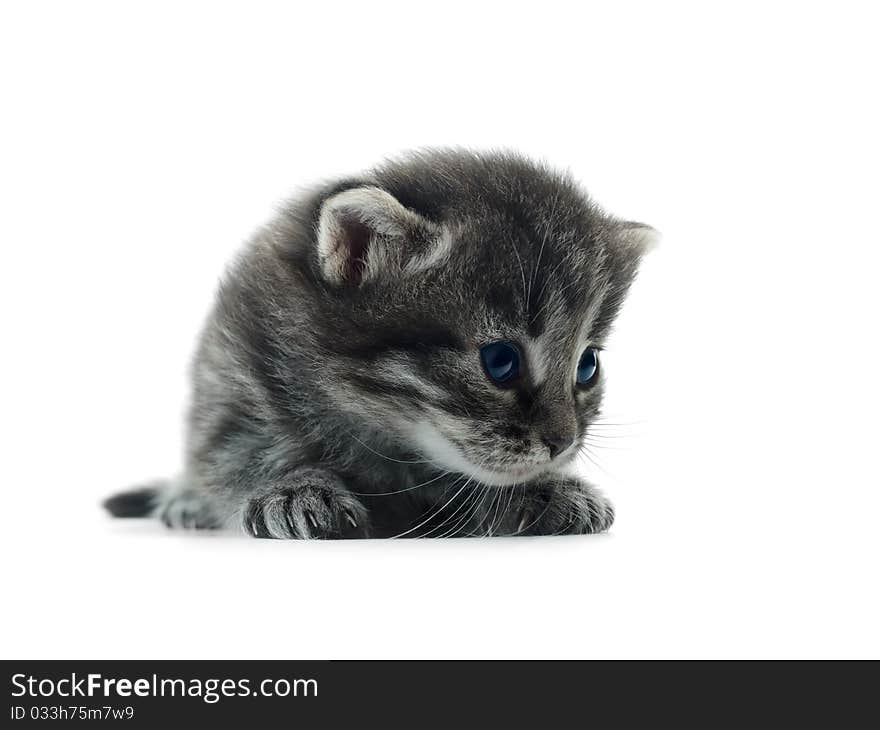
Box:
[104,149,655,538]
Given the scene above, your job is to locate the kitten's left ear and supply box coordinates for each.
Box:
[315,186,444,286]
[618,221,661,256]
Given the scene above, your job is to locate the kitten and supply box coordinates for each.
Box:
[104,149,656,538]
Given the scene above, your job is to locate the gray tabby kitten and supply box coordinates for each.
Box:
[104,150,656,538]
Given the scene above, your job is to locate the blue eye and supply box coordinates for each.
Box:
[577,347,599,385]
[480,341,521,385]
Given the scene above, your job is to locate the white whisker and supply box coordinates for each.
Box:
[349,432,432,464]
[389,474,471,539]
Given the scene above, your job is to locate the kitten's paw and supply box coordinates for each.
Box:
[513,479,614,536]
[158,491,219,530]
[242,473,367,539]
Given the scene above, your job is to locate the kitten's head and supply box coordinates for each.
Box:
[293,151,655,485]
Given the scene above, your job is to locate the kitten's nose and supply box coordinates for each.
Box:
[542,433,574,459]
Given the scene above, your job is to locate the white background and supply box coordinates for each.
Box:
[2,1,878,659]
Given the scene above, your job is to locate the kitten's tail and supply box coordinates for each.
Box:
[102,481,166,518]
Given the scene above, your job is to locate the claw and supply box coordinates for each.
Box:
[345,511,358,528]
[305,510,319,529]
[517,510,532,534]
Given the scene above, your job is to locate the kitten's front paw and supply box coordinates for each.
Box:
[514,479,614,536]
[242,472,367,539]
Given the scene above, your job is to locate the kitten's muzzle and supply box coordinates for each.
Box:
[541,433,574,459]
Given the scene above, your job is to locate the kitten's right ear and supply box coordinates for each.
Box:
[315,186,441,286]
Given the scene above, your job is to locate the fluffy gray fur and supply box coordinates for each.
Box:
[104,149,655,538]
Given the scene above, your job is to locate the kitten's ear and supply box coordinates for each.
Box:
[618,221,661,258]
[617,221,661,256]
[315,186,442,286]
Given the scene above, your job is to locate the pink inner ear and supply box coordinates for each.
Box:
[338,214,372,285]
